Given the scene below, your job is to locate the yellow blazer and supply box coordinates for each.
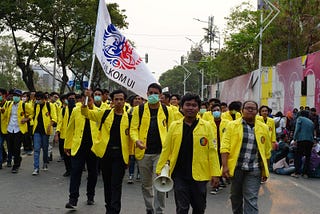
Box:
[221,111,242,121]
[220,118,271,177]
[32,102,57,135]
[156,118,221,180]
[202,111,228,146]
[64,106,100,156]
[81,107,130,164]
[56,106,71,139]
[256,116,276,143]
[2,101,33,134]
[130,103,173,160]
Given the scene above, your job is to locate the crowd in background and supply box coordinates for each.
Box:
[0,85,319,214]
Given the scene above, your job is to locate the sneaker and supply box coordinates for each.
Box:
[65,202,77,210]
[302,174,309,179]
[32,169,39,176]
[27,151,33,156]
[127,175,134,184]
[291,173,299,178]
[63,171,71,177]
[136,174,141,182]
[11,167,18,173]
[7,162,12,167]
[87,200,95,205]
[210,188,219,195]
[43,164,48,171]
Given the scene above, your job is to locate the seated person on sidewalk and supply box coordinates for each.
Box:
[309,141,320,178]
[273,134,295,175]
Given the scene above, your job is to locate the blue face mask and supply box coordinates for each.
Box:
[94,96,102,102]
[148,94,159,104]
[199,108,207,114]
[213,111,221,118]
[13,96,20,103]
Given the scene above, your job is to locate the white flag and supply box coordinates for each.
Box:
[93,0,157,99]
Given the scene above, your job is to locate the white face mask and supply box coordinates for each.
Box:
[21,97,27,102]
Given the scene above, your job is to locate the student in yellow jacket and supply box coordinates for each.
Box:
[2,89,33,173]
[32,91,57,175]
[156,93,220,214]
[130,83,174,214]
[221,101,271,214]
[0,88,8,168]
[55,92,76,177]
[202,103,229,194]
[82,89,130,214]
[221,101,242,121]
[257,105,277,150]
[64,90,105,209]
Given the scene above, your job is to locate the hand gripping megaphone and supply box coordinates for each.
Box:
[153,162,173,192]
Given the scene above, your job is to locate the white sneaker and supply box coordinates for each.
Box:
[32,169,39,176]
[43,164,48,171]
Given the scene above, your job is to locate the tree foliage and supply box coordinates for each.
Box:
[160,0,320,99]
[0,0,128,93]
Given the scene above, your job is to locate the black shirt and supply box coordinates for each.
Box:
[172,119,199,180]
[81,119,92,149]
[34,104,46,135]
[145,108,162,154]
[107,114,122,149]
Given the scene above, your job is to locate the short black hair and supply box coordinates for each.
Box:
[93,88,103,94]
[110,89,127,100]
[180,93,201,108]
[147,83,162,94]
[170,94,181,101]
[103,89,110,94]
[242,100,258,111]
[0,88,7,95]
[300,110,309,117]
[201,101,209,108]
[220,102,227,107]
[259,105,271,115]
[67,92,76,98]
[162,92,171,99]
[35,91,46,99]
[229,101,242,111]
[212,103,221,110]
[209,98,221,104]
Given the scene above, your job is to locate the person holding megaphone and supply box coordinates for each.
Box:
[156,93,221,214]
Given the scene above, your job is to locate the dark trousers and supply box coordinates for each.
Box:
[294,140,314,175]
[7,131,23,168]
[60,138,71,172]
[101,149,126,214]
[69,143,98,204]
[173,176,207,214]
[23,126,33,152]
[58,137,64,159]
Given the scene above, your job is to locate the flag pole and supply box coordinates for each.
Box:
[84,53,96,105]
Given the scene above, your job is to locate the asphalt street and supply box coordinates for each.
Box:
[0,146,320,214]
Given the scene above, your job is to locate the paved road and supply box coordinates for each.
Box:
[0,147,320,214]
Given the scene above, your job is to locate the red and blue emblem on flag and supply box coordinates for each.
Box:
[102,24,142,70]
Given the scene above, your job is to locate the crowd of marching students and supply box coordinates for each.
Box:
[0,85,319,214]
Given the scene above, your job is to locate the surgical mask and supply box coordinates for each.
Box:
[13,96,20,103]
[21,97,27,102]
[148,94,159,104]
[94,96,102,102]
[199,108,206,114]
[231,110,237,115]
[64,99,68,105]
[213,111,221,118]
[0,96,2,102]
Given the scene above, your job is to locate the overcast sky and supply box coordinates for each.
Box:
[114,0,256,79]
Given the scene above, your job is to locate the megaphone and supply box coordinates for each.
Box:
[153,163,173,192]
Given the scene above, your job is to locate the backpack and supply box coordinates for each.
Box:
[99,108,131,131]
[138,103,169,128]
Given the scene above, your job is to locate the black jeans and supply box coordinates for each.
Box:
[60,138,71,172]
[22,125,33,152]
[173,176,207,214]
[69,143,98,204]
[7,131,23,168]
[294,140,314,175]
[101,149,126,214]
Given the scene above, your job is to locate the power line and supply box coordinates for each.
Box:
[123,33,203,38]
